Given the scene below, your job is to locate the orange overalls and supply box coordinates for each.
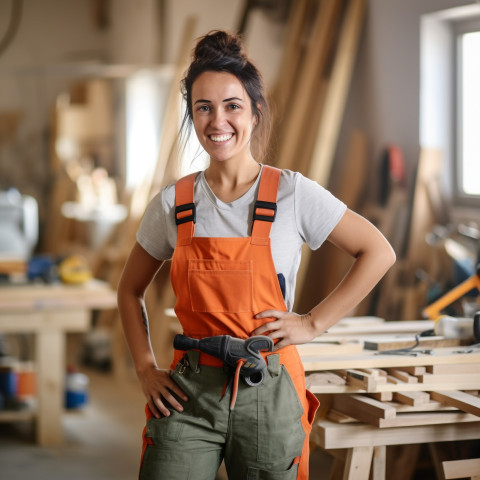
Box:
[140,166,319,480]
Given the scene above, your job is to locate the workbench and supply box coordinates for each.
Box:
[0,280,117,445]
[300,317,480,479]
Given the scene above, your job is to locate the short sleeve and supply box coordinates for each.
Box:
[294,173,347,250]
[136,187,175,260]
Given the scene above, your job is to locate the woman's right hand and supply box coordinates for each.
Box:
[138,366,189,418]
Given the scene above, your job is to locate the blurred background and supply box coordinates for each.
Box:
[0,0,479,479]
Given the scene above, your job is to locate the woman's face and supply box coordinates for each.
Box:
[191,71,257,164]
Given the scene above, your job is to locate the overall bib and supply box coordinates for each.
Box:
[139,166,319,480]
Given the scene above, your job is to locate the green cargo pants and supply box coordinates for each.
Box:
[139,351,306,480]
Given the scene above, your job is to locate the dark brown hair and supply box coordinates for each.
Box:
[180,30,271,162]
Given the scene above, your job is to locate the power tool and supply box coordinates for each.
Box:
[173,334,274,386]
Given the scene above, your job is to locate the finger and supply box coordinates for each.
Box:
[168,379,189,402]
[255,310,283,319]
[153,396,172,417]
[162,391,185,413]
[147,399,162,419]
[253,320,280,335]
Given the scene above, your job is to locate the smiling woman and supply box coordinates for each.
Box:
[117,30,395,480]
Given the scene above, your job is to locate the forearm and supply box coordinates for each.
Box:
[118,293,158,374]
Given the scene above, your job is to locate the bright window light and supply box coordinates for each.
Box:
[460,31,480,195]
[125,72,162,190]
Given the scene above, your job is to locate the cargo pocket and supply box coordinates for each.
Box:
[257,365,305,463]
[188,259,253,313]
[139,453,190,480]
[139,414,187,479]
[247,464,298,480]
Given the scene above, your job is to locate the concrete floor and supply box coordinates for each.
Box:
[0,367,332,480]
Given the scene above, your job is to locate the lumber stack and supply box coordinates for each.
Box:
[268,0,368,313]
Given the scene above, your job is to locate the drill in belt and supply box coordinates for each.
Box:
[173,334,274,386]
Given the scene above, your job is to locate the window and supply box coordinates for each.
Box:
[456,28,480,197]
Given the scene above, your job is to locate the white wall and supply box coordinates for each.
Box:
[334,0,473,202]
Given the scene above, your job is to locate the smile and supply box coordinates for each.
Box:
[209,134,233,143]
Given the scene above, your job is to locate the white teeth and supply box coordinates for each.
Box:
[210,134,233,142]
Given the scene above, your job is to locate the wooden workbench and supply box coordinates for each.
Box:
[300,317,480,479]
[0,280,117,445]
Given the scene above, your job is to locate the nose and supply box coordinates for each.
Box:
[210,108,226,128]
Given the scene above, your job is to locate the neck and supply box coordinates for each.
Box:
[205,156,261,203]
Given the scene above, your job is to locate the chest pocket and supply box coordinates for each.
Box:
[187,259,253,313]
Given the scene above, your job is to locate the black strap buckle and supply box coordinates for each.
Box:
[175,203,196,225]
[253,200,277,222]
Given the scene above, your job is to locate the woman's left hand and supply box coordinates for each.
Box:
[252,310,320,349]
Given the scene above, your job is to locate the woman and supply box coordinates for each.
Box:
[117,30,395,480]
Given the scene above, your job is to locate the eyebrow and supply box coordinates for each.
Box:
[193,97,245,105]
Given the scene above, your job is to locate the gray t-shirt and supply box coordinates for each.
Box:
[137,166,346,310]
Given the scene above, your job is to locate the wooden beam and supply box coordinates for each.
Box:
[332,394,396,427]
[377,411,479,429]
[343,446,373,480]
[275,0,343,171]
[307,0,367,186]
[430,391,480,417]
[443,458,480,479]
[312,418,480,450]
[147,16,198,200]
[302,347,480,372]
[392,390,430,407]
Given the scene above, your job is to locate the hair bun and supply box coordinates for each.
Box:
[193,30,246,64]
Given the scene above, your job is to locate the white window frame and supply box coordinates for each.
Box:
[453,18,480,204]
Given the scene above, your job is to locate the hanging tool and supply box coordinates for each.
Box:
[173,334,274,386]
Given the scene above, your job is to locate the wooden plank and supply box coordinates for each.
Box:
[372,446,386,480]
[417,373,480,385]
[344,446,373,480]
[312,418,480,450]
[338,369,381,392]
[394,366,426,375]
[306,374,480,394]
[296,341,363,356]
[308,0,367,186]
[147,16,197,200]
[275,0,343,171]
[430,391,480,417]
[364,336,461,351]
[327,409,357,424]
[301,347,480,372]
[377,411,479,429]
[387,369,418,383]
[392,391,430,407]
[368,391,393,402]
[305,372,346,389]
[443,458,480,479]
[426,363,480,374]
[320,320,435,337]
[270,0,311,118]
[332,394,397,427]
[36,330,65,445]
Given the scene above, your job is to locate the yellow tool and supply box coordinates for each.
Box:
[422,264,480,320]
[58,255,92,284]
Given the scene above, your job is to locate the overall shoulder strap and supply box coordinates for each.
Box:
[251,165,281,245]
[174,172,198,245]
